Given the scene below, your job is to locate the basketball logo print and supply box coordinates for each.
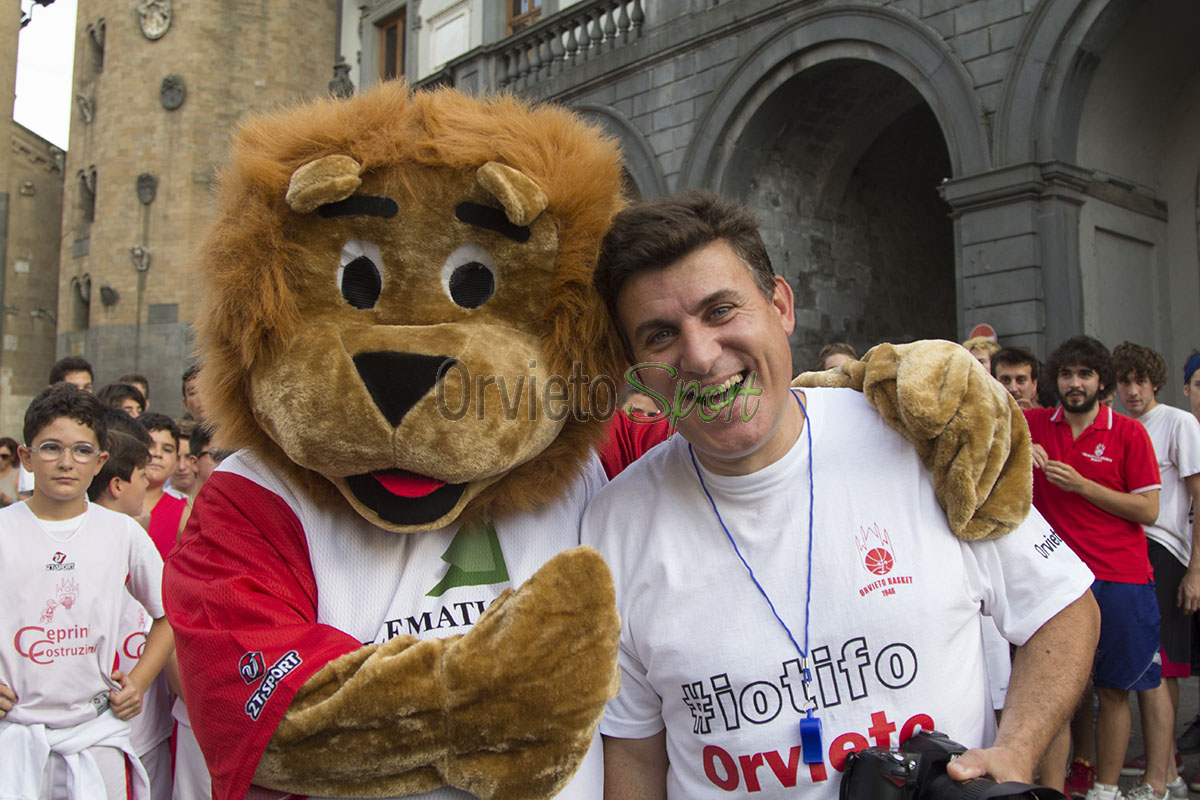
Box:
[855,523,895,576]
[863,547,894,575]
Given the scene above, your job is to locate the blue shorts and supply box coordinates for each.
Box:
[1092,580,1161,691]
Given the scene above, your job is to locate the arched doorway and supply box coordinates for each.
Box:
[723,60,956,370]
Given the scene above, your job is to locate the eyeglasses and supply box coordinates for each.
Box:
[28,442,101,463]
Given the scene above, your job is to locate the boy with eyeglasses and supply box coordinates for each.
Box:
[0,383,173,800]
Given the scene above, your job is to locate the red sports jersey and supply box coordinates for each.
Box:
[597,412,672,479]
[1025,404,1161,582]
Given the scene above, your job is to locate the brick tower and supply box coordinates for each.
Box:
[57,0,337,415]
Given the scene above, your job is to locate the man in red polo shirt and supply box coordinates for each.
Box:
[1026,336,1162,800]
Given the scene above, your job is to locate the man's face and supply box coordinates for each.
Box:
[182,379,206,421]
[119,398,143,418]
[1057,364,1102,415]
[616,239,799,476]
[145,428,178,488]
[194,450,218,486]
[172,438,196,492]
[18,418,106,506]
[1116,373,1157,418]
[1187,370,1200,421]
[994,362,1038,409]
[61,370,93,393]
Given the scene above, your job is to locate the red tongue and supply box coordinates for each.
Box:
[371,469,446,498]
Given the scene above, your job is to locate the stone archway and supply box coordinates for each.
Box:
[728,60,956,368]
[575,104,668,200]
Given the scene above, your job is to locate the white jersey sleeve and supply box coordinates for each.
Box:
[124,517,166,619]
[960,505,1094,646]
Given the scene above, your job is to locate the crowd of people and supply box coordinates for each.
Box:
[0,357,224,800]
[0,189,1197,800]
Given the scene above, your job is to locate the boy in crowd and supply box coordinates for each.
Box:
[1111,343,1200,799]
[181,365,206,424]
[138,413,190,559]
[0,383,173,799]
[1026,336,1163,800]
[187,423,221,494]
[48,357,94,393]
[96,383,145,418]
[172,420,198,498]
[118,374,150,411]
[87,431,176,800]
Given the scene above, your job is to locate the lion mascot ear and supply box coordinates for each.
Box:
[165,83,627,800]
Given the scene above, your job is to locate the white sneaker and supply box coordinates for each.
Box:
[1085,783,1124,800]
[1166,776,1189,800]
[1125,784,1170,800]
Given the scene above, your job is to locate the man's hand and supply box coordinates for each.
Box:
[1180,568,1200,614]
[1043,460,1087,493]
[109,669,146,720]
[0,682,15,718]
[947,744,1031,783]
[1031,444,1049,470]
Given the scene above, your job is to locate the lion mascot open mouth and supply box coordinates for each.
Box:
[163,84,628,800]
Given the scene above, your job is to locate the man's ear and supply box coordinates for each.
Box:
[771,274,796,336]
[107,475,124,500]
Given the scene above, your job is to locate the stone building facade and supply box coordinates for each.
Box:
[357,0,1200,382]
[55,0,336,417]
[0,7,65,437]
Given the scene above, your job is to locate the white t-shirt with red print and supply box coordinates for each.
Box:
[583,388,1094,800]
[0,501,164,728]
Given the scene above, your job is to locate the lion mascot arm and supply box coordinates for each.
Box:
[169,479,617,800]
[793,339,1032,541]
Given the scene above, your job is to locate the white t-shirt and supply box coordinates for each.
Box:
[1138,403,1200,565]
[0,501,165,728]
[116,592,173,755]
[582,388,1094,800]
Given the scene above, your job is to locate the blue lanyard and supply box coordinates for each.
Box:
[687,390,823,763]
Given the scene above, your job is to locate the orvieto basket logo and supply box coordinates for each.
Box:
[856,524,895,576]
[855,524,914,599]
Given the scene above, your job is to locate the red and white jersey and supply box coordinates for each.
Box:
[0,501,164,728]
[165,450,607,800]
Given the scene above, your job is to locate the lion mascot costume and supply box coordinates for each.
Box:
[164,83,1030,800]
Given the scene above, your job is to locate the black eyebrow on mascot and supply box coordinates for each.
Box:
[164,81,1033,800]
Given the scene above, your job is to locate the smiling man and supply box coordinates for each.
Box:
[582,190,1099,800]
[1025,336,1165,800]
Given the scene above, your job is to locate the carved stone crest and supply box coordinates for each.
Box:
[136,173,157,205]
[138,0,171,40]
[130,246,152,272]
[160,75,186,110]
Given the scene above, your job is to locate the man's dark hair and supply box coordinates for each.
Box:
[991,346,1040,382]
[1112,341,1167,391]
[812,342,858,371]
[104,409,152,445]
[118,372,149,393]
[96,383,146,414]
[23,382,108,448]
[87,431,150,501]
[182,364,201,396]
[594,190,775,350]
[139,412,180,448]
[1045,335,1114,392]
[48,356,94,386]
[189,423,212,456]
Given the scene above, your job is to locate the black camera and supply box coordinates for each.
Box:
[841,730,1066,800]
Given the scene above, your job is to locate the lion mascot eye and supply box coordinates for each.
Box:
[440,242,496,309]
[338,239,384,309]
